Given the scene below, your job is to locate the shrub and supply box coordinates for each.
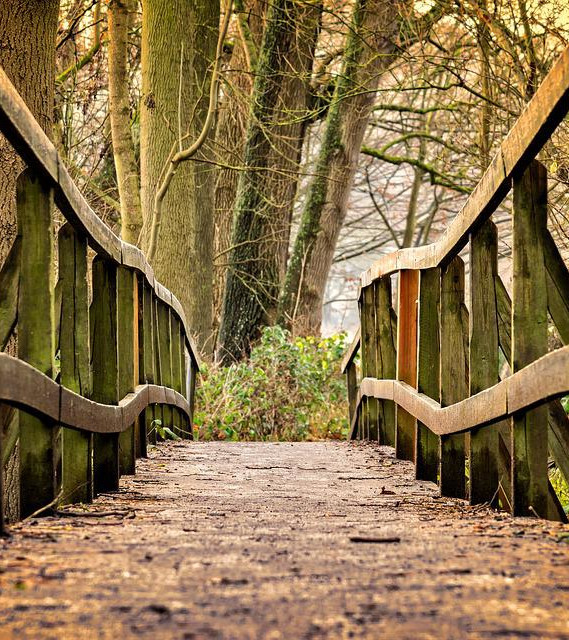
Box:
[194,326,349,441]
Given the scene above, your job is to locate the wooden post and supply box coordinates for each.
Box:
[179,326,191,438]
[152,297,164,440]
[58,223,93,504]
[170,313,183,437]
[141,283,156,447]
[117,266,136,475]
[361,285,378,440]
[375,276,396,446]
[91,257,119,494]
[396,270,419,461]
[358,292,369,440]
[440,256,468,499]
[17,171,56,518]
[469,220,500,505]
[511,160,548,517]
[157,301,174,433]
[346,360,358,427]
[416,267,440,482]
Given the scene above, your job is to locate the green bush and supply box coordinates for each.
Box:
[194,326,349,441]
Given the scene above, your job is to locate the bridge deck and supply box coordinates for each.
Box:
[1,441,568,639]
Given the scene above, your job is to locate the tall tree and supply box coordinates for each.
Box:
[108,0,143,244]
[217,0,303,364]
[140,0,220,351]
[278,0,409,334]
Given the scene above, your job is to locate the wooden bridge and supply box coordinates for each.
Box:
[0,37,568,640]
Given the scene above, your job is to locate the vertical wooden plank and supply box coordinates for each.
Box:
[17,171,56,518]
[157,301,173,432]
[141,283,156,447]
[396,270,419,461]
[440,256,468,499]
[416,267,440,482]
[362,285,378,441]
[91,257,119,494]
[346,361,358,426]
[375,277,396,446]
[358,291,369,440]
[511,160,548,518]
[58,223,93,504]
[117,266,136,475]
[179,325,191,439]
[152,296,164,440]
[469,220,500,505]
[133,275,143,458]
[170,313,182,437]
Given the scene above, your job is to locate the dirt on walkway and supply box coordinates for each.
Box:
[0,441,568,639]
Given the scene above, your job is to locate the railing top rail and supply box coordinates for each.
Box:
[360,44,569,289]
[0,65,201,368]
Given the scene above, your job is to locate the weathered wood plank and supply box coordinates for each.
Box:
[416,267,440,482]
[375,277,396,445]
[17,171,56,518]
[0,237,20,351]
[440,256,468,499]
[91,257,119,494]
[58,224,93,504]
[544,230,569,345]
[361,285,378,441]
[396,270,419,461]
[511,160,548,518]
[117,267,136,475]
[469,220,500,505]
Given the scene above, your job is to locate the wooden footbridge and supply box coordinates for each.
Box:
[0,40,569,640]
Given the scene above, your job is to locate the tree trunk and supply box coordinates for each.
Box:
[212,0,265,338]
[0,0,60,523]
[278,0,405,335]
[108,0,143,244]
[140,0,219,353]
[217,0,301,364]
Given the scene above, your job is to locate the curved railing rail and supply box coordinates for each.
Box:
[0,66,201,530]
[345,44,569,522]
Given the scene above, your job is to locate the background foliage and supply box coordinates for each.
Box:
[194,327,349,441]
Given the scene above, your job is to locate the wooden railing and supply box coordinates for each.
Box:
[0,66,201,530]
[344,45,569,521]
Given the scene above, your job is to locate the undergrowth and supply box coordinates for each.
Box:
[194,326,349,441]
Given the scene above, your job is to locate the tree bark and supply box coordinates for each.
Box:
[278,0,406,335]
[217,0,300,364]
[140,0,219,353]
[108,0,143,244]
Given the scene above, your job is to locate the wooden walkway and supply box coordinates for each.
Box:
[1,441,568,639]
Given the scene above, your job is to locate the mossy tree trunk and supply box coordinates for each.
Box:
[278,0,406,334]
[140,0,219,353]
[217,0,302,364]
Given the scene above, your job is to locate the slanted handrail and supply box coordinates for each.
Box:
[345,44,569,523]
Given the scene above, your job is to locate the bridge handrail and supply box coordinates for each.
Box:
[360,45,569,288]
[345,44,569,522]
[0,65,200,368]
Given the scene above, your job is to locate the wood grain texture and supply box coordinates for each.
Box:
[58,224,93,504]
[544,230,569,345]
[440,257,468,499]
[17,171,56,518]
[0,236,20,351]
[469,220,500,505]
[511,160,548,518]
[375,277,396,445]
[396,270,419,461]
[416,267,440,482]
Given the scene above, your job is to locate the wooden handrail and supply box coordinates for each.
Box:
[0,65,200,369]
[0,353,190,434]
[360,45,569,288]
[340,328,360,373]
[353,346,569,437]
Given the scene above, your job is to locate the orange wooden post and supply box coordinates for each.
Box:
[396,270,419,461]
